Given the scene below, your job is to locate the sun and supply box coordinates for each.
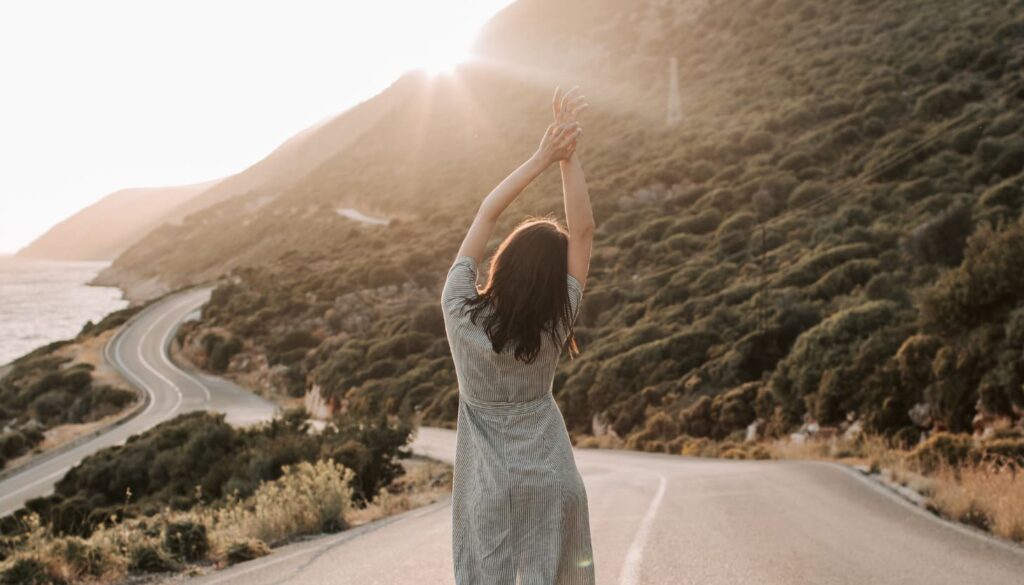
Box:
[415,36,473,75]
[389,3,502,76]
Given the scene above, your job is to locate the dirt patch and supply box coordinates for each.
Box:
[53,327,132,391]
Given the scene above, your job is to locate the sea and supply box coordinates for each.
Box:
[0,255,128,366]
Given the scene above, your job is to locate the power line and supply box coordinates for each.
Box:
[667,56,683,127]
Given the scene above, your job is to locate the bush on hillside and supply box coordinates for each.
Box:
[922,216,1024,335]
[1,410,411,537]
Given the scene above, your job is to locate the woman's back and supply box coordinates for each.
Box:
[441,254,583,405]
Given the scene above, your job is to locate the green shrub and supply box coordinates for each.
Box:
[128,543,178,573]
[0,557,62,585]
[981,438,1024,466]
[366,333,432,362]
[893,177,933,202]
[915,85,970,117]
[626,412,679,451]
[777,243,875,288]
[163,521,209,562]
[902,202,973,266]
[978,180,1022,208]
[210,337,243,372]
[675,208,722,235]
[779,151,814,172]
[54,537,109,578]
[60,369,92,392]
[638,217,674,242]
[788,181,828,208]
[269,331,319,365]
[809,259,879,299]
[989,143,1024,179]
[678,396,713,438]
[911,432,975,472]
[771,301,901,423]
[741,130,774,154]
[922,216,1024,334]
[0,432,28,459]
[411,303,446,335]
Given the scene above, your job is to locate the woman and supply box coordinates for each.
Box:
[441,86,595,585]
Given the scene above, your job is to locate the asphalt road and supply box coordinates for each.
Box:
[0,286,276,517]
[183,433,1024,585]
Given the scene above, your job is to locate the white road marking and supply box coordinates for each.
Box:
[618,473,668,585]
[0,468,71,501]
[0,293,208,508]
[132,302,185,416]
[159,330,212,403]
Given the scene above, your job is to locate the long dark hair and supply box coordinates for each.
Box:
[462,217,580,364]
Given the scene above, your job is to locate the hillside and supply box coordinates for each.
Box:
[16,181,216,261]
[90,71,429,300]
[20,72,417,266]
[102,0,1024,445]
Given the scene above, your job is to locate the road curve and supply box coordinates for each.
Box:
[0,286,276,517]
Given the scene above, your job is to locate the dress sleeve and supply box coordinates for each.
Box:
[441,254,479,316]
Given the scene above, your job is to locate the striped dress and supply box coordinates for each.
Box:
[441,254,596,585]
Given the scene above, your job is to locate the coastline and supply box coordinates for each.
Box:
[87,262,169,307]
[0,255,130,365]
[0,255,144,474]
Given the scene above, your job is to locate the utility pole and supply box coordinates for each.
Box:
[667,56,682,127]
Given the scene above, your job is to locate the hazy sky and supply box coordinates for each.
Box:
[0,0,513,254]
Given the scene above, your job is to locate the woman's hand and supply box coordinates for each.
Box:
[552,86,589,125]
[552,86,588,159]
[535,121,582,166]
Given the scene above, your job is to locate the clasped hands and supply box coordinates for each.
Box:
[535,86,589,166]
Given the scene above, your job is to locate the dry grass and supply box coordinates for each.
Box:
[574,433,625,450]
[0,457,453,584]
[207,459,355,547]
[765,437,833,461]
[928,462,1024,542]
[767,433,1024,545]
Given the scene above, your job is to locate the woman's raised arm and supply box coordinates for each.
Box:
[553,87,595,288]
[455,121,581,264]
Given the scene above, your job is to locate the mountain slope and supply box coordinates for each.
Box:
[98,0,1024,444]
[16,181,216,261]
[90,72,430,299]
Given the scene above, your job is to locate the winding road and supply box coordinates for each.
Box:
[0,286,276,517]
[3,286,1024,583]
